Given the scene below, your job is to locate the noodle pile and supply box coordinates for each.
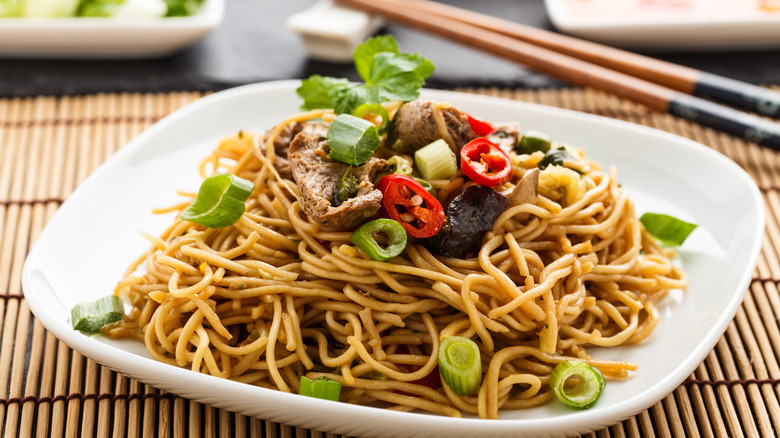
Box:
[105,109,686,419]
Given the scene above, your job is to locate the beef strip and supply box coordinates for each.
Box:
[385,100,477,154]
[288,130,389,230]
[487,122,522,155]
[255,121,329,180]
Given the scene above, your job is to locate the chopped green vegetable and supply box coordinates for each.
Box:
[299,376,341,401]
[350,218,407,261]
[517,130,552,154]
[550,360,605,410]
[415,139,458,180]
[414,177,437,198]
[297,35,435,115]
[538,146,574,170]
[327,114,380,166]
[353,103,390,135]
[162,0,204,16]
[437,336,482,396]
[71,296,124,332]
[388,155,414,175]
[296,75,350,111]
[640,212,698,246]
[180,173,253,228]
[333,166,358,207]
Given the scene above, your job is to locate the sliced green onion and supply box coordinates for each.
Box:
[180,174,253,228]
[388,155,414,175]
[550,360,605,410]
[517,130,552,154]
[353,103,390,135]
[327,114,380,166]
[299,376,341,401]
[334,166,358,207]
[414,177,437,198]
[350,218,407,261]
[437,336,482,396]
[71,295,124,332]
[415,139,458,180]
[640,212,698,246]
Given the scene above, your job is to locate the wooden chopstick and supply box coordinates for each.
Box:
[390,0,780,121]
[334,0,780,150]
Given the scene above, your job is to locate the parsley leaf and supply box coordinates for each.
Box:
[297,75,350,111]
[297,35,435,115]
[639,212,698,246]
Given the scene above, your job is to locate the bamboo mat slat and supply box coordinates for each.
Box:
[2,87,780,437]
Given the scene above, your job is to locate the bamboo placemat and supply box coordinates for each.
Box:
[2,87,780,437]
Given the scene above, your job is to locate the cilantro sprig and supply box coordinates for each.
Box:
[297,35,435,115]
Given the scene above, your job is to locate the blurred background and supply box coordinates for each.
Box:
[2,0,780,97]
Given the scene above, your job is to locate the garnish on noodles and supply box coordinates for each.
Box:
[94,36,695,418]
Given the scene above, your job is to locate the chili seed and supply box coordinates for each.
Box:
[399,212,415,222]
[410,195,424,206]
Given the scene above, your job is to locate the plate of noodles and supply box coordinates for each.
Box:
[23,80,763,437]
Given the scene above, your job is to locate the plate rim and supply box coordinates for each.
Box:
[22,80,765,437]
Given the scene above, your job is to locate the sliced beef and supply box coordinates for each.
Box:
[289,130,388,230]
[255,121,328,180]
[386,100,477,154]
[487,122,522,155]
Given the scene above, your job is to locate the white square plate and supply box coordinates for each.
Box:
[545,0,780,51]
[23,81,764,437]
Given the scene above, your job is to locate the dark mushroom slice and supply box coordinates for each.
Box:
[429,185,510,259]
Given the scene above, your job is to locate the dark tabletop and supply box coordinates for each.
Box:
[2,0,780,97]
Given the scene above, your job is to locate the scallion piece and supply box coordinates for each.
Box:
[299,376,341,401]
[550,360,605,410]
[349,218,407,261]
[388,155,413,175]
[639,212,698,246]
[71,296,124,332]
[180,174,253,228]
[415,139,457,180]
[327,114,380,166]
[437,336,482,396]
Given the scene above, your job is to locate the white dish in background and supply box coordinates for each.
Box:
[23,81,763,438]
[545,0,780,51]
[0,0,223,58]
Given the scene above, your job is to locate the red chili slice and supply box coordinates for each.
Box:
[460,138,513,187]
[464,112,495,136]
[377,174,445,239]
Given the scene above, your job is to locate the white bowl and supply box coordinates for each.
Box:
[0,0,224,58]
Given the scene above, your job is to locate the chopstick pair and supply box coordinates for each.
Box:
[334,0,780,150]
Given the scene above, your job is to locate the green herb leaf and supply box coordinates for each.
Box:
[333,166,358,207]
[327,114,380,166]
[538,147,573,170]
[640,212,698,246]
[297,75,350,111]
[354,34,399,82]
[71,296,124,332]
[298,35,435,115]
